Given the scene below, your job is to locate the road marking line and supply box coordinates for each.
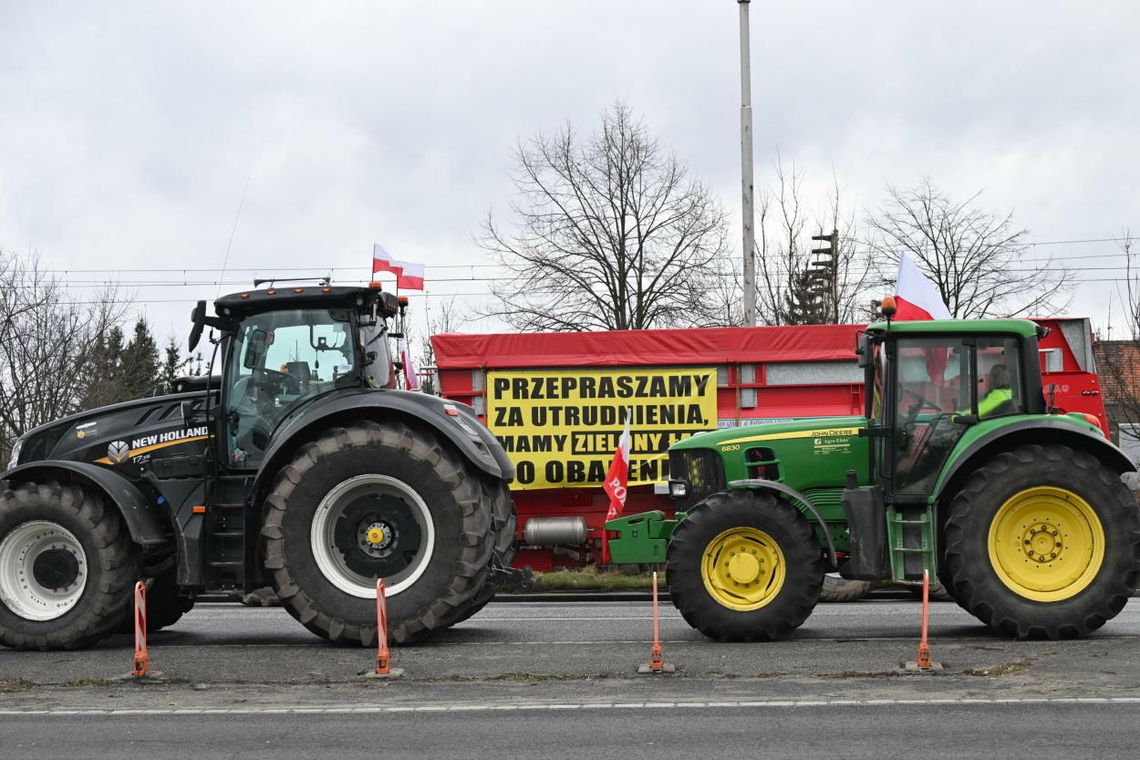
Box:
[2,697,1139,717]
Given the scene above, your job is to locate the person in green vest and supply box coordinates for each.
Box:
[979,363,1014,417]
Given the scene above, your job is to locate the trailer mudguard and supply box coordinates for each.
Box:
[251,388,514,499]
[728,479,839,570]
[933,418,1135,502]
[1,460,169,546]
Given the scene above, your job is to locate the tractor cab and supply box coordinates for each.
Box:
[190,283,401,470]
[844,302,1052,582]
[857,304,1044,501]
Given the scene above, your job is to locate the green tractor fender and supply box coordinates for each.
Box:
[728,479,840,570]
[250,389,514,500]
[2,460,170,547]
[933,418,1135,504]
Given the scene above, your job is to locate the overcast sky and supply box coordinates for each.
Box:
[2,1,1138,347]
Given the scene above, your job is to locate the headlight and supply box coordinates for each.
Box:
[8,437,24,470]
[668,479,689,499]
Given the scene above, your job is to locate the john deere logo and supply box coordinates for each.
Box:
[107,441,130,464]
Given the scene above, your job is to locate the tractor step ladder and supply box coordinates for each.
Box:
[886,504,937,582]
[204,476,251,588]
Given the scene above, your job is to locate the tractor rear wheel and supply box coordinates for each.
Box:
[666,490,823,642]
[943,444,1140,639]
[439,480,517,626]
[261,421,495,645]
[0,482,139,650]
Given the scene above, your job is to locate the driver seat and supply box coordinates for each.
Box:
[284,361,312,389]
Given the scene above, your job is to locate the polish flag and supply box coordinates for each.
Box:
[372,244,426,291]
[895,252,951,320]
[602,413,633,521]
[398,338,420,391]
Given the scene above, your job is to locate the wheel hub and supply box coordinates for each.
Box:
[727,551,762,584]
[32,548,80,591]
[359,521,396,557]
[1022,523,1063,564]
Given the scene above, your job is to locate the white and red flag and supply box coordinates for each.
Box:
[895,252,951,320]
[602,412,633,521]
[398,338,421,391]
[372,244,426,290]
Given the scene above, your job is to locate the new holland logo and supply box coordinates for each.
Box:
[107,441,130,464]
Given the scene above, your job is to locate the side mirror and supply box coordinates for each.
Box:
[244,329,268,370]
[180,399,197,426]
[856,334,872,368]
[188,300,207,351]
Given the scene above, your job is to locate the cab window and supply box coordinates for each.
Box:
[224,308,355,467]
[976,338,1023,419]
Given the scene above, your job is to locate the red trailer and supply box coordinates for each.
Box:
[432,318,1107,572]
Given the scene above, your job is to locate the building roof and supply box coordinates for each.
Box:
[1092,340,1140,404]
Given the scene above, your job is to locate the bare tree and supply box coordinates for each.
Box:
[0,251,128,460]
[479,102,730,331]
[418,296,467,395]
[1095,232,1140,443]
[753,159,872,325]
[866,179,1070,318]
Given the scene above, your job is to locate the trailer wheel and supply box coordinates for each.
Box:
[819,574,873,603]
[943,444,1140,639]
[261,421,495,645]
[440,480,517,626]
[0,481,139,651]
[666,490,823,642]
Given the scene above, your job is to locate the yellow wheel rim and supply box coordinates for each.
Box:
[700,527,786,611]
[987,486,1105,602]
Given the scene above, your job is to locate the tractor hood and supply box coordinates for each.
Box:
[672,416,867,452]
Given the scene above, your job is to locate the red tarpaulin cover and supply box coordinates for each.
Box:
[432,324,865,369]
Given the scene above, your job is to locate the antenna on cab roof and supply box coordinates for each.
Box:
[253,275,332,288]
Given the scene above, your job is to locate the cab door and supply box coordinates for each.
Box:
[886,337,974,498]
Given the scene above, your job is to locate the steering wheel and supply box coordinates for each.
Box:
[899,385,942,428]
[251,367,303,398]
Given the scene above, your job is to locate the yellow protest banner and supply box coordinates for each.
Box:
[486,368,718,491]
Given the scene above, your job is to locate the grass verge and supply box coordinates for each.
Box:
[528,566,657,592]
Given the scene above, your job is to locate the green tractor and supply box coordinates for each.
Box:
[0,282,516,650]
[607,306,1140,641]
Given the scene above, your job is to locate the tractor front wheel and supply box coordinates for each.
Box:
[943,444,1140,639]
[0,482,139,650]
[666,490,823,642]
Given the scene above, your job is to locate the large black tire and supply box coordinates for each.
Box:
[261,421,495,645]
[666,490,824,642]
[819,574,873,603]
[439,480,517,627]
[943,444,1140,639]
[0,481,139,651]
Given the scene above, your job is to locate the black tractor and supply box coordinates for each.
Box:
[0,282,516,650]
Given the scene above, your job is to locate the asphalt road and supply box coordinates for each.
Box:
[2,702,1138,760]
[2,598,1139,758]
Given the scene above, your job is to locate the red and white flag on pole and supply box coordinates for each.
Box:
[372,244,426,290]
[895,252,951,320]
[602,412,633,521]
[398,338,420,391]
